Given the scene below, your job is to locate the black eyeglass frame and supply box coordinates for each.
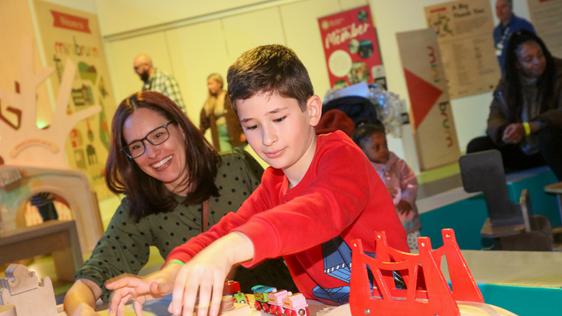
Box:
[122,121,174,159]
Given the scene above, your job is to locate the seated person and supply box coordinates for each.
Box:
[354,123,420,252]
[63,91,294,316]
[467,30,562,180]
[106,45,408,316]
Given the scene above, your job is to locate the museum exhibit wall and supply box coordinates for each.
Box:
[2,0,533,173]
[96,0,532,155]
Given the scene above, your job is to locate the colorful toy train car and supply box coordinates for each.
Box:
[251,284,309,316]
[224,280,249,304]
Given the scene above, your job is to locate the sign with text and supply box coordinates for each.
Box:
[318,5,385,89]
[397,29,460,170]
[528,0,562,57]
[35,0,116,199]
[425,0,499,98]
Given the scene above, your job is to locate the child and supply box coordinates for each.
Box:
[354,123,421,252]
[107,45,408,316]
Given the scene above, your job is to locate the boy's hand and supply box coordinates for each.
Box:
[169,232,254,316]
[396,200,412,215]
[105,266,177,316]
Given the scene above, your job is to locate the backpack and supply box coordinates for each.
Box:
[322,96,380,127]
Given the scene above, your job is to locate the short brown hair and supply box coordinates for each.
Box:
[227,44,313,112]
[105,91,220,221]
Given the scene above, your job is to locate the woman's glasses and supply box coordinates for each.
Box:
[123,121,174,159]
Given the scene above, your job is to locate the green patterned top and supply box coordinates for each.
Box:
[75,150,262,302]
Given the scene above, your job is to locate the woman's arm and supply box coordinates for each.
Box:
[487,89,511,144]
[64,279,102,316]
[64,199,152,312]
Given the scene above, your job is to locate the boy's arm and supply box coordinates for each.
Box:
[166,182,271,264]
[235,144,374,266]
[169,232,254,316]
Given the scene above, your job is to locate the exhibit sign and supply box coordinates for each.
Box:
[34,0,115,198]
[528,0,562,57]
[318,5,386,89]
[397,29,460,170]
[425,0,499,98]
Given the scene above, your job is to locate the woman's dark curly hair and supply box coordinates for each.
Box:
[504,30,556,117]
[105,91,220,221]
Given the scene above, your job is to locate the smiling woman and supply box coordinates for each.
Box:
[466,30,562,181]
[63,91,295,315]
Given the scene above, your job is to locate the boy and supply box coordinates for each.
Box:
[107,45,408,316]
[354,123,420,251]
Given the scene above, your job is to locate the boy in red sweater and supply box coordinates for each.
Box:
[107,45,407,316]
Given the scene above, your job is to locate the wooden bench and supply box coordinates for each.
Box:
[0,220,83,282]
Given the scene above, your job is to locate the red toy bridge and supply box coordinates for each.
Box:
[349,229,484,316]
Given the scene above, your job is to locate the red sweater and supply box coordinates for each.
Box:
[167,131,408,304]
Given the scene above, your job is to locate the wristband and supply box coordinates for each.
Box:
[522,122,531,136]
[168,259,185,266]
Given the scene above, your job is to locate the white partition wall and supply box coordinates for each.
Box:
[166,20,230,123]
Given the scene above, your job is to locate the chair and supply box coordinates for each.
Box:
[459,149,553,251]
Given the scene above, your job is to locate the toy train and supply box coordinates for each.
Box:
[222,281,309,316]
[223,280,250,304]
[251,285,309,316]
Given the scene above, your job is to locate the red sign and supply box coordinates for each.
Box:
[318,5,385,89]
[51,10,91,33]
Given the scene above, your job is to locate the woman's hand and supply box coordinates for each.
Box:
[105,266,178,316]
[64,279,103,316]
[502,123,524,144]
[168,232,254,316]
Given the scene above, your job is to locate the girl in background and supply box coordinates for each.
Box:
[354,123,420,251]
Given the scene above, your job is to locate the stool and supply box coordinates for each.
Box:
[0,220,83,282]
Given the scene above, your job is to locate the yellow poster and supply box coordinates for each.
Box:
[34,0,115,199]
[425,0,499,99]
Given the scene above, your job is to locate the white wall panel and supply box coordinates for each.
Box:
[280,0,340,100]
[165,20,231,123]
[222,7,286,61]
[96,0,270,36]
[338,0,367,11]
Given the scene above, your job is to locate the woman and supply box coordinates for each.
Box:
[199,73,245,152]
[467,30,562,180]
[64,91,294,315]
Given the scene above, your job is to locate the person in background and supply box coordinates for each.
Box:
[63,91,294,316]
[133,53,186,113]
[199,73,245,152]
[354,123,420,252]
[106,44,408,316]
[467,30,562,181]
[30,192,58,221]
[493,0,535,72]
